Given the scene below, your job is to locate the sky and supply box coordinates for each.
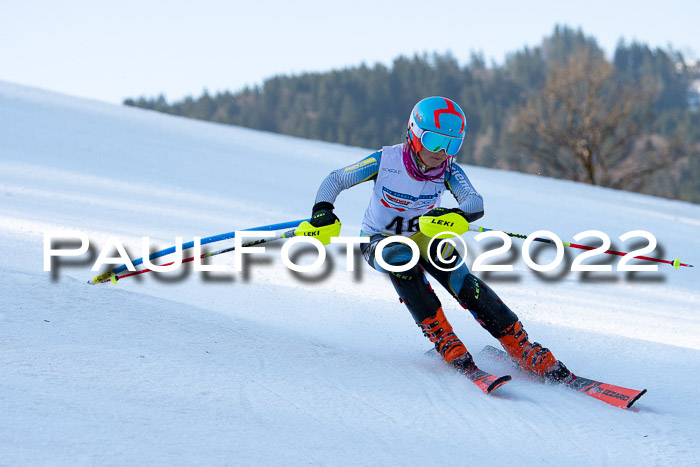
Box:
[1,0,698,105]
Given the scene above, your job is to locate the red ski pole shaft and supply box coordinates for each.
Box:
[468,224,693,270]
[565,242,692,268]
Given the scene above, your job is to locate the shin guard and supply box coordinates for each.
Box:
[457,274,518,337]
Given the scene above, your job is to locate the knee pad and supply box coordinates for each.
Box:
[361,238,415,273]
[379,242,415,269]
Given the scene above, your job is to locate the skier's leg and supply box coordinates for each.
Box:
[417,233,570,379]
[360,234,472,365]
[412,232,518,334]
[456,275,570,378]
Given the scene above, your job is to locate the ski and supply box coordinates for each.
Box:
[426,349,511,394]
[480,345,647,409]
[458,363,512,394]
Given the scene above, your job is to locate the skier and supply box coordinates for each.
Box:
[308,96,570,381]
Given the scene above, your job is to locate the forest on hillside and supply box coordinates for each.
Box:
[125,26,700,204]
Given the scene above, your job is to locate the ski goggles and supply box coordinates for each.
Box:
[420,130,463,156]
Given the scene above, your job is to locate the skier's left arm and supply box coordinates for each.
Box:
[442,163,484,222]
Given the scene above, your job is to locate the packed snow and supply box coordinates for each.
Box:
[1,81,699,465]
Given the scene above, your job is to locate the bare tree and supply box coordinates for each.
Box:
[514,48,669,190]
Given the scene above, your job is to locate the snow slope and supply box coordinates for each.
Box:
[1,81,699,466]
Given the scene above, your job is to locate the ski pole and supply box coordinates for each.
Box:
[98,229,297,284]
[94,218,341,284]
[468,224,693,270]
[88,219,307,284]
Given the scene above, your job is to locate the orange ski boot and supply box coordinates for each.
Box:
[419,307,469,364]
[498,321,571,380]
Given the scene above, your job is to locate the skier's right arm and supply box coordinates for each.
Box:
[310,151,381,227]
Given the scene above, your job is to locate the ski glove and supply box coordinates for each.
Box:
[425,207,483,223]
[424,207,464,218]
[295,202,342,245]
[310,201,340,227]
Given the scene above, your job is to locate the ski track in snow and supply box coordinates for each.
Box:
[1,81,699,465]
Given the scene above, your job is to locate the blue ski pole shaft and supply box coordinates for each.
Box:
[88,219,307,284]
[101,229,297,284]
